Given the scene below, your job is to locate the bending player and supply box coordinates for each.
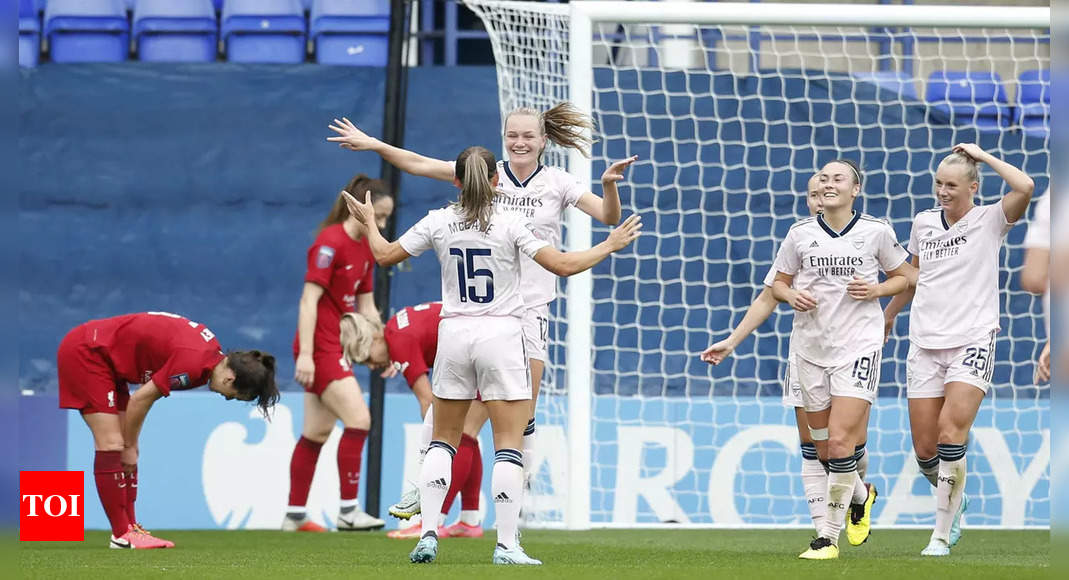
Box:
[343,145,640,565]
[342,303,489,539]
[770,160,914,560]
[884,144,1033,556]
[57,311,279,549]
[285,174,394,532]
[701,174,871,535]
[329,106,636,501]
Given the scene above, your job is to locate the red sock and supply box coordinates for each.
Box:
[461,437,483,511]
[288,436,323,508]
[441,434,476,514]
[94,451,130,538]
[337,428,368,503]
[125,466,138,524]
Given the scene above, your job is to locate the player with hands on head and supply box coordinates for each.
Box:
[343,145,639,565]
[883,143,1034,556]
[284,174,395,533]
[57,311,279,549]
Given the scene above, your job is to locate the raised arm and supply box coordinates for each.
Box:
[343,191,412,267]
[532,214,642,276]
[953,143,1035,223]
[700,287,780,365]
[328,117,455,182]
[574,155,638,226]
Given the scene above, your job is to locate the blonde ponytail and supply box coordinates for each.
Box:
[339,313,384,365]
[453,146,498,232]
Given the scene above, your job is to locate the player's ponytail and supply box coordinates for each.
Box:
[940,151,980,185]
[318,174,393,233]
[507,102,596,159]
[339,313,384,366]
[454,146,498,232]
[228,350,280,418]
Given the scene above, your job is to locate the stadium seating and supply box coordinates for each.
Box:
[221,0,307,63]
[134,0,218,62]
[851,71,918,100]
[44,0,130,63]
[925,70,1011,130]
[1015,69,1050,139]
[19,0,40,67]
[310,0,390,66]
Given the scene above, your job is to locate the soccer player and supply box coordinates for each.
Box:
[328,106,635,496]
[771,160,914,560]
[342,145,640,565]
[284,174,394,533]
[701,174,871,534]
[342,303,489,539]
[1020,189,1050,382]
[57,311,279,549]
[884,144,1034,556]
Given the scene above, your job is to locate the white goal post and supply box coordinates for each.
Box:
[465,0,1051,531]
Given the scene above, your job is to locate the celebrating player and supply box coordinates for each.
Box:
[57,311,279,549]
[284,174,395,533]
[884,144,1034,556]
[342,145,640,565]
[342,303,490,539]
[701,174,871,534]
[328,105,635,494]
[770,160,914,560]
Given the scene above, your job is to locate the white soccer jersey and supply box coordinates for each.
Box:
[908,200,1014,349]
[494,160,586,307]
[770,212,909,367]
[399,205,550,318]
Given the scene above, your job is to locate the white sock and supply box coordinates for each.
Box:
[917,454,939,487]
[819,457,859,545]
[932,444,967,544]
[851,471,868,504]
[419,441,454,539]
[492,448,524,550]
[800,444,827,533]
[419,406,435,464]
[522,418,536,483]
[854,444,869,480]
[460,509,480,526]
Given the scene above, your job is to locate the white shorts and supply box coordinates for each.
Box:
[782,354,804,408]
[522,304,550,362]
[432,316,532,402]
[796,349,881,412]
[906,332,996,398]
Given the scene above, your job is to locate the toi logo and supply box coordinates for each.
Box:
[20,471,84,541]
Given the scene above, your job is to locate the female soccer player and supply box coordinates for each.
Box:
[284,174,395,533]
[342,304,489,540]
[343,145,640,565]
[770,160,914,560]
[328,106,635,489]
[1020,189,1050,382]
[57,311,279,549]
[702,174,872,534]
[884,144,1034,556]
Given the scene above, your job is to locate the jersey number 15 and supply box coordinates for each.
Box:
[449,248,495,303]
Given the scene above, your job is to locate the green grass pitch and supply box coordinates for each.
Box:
[19,529,1048,579]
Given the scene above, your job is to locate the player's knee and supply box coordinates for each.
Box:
[826,436,853,460]
[95,437,124,452]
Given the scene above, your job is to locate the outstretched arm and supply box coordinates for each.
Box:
[953,143,1035,223]
[575,155,638,226]
[343,191,412,267]
[328,118,455,182]
[533,215,642,276]
[700,287,780,365]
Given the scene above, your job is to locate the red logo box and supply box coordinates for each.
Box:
[20,471,85,541]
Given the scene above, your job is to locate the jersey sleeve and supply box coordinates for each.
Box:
[357,241,375,295]
[907,218,920,256]
[1023,192,1050,250]
[398,213,436,257]
[771,229,801,276]
[305,236,338,288]
[989,199,1014,237]
[151,347,224,397]
[761,266,776,287]
[876,224,910,272]
[559,170,586,208]
[510,218,551,258]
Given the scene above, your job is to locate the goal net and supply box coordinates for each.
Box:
[463,0,1050,529]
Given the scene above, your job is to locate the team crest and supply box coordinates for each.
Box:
[956,219,969,232]
[852,238,864,250]
[316,246,336,268]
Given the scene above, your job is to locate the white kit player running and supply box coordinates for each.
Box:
[701,174,871,534]
[771,160,915,560]
[342,146,640,566]
[328,106,636,513]
[884,144,1034,557]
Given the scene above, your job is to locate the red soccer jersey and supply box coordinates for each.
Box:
[384,302,442,387]
[84,312,225,396]
[293,224,376,355]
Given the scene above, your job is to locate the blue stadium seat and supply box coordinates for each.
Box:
[20,0,40,67]
[221,0,306,63]
[925,71,1010,130]
[44,0,129,63]
[851,71,918,100]
[310,0,389,65]
[1015,69,1049,139]
[134,0,217,62]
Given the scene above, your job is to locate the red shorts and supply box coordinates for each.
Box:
[297,350,354,397]
[57,327,129,415]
